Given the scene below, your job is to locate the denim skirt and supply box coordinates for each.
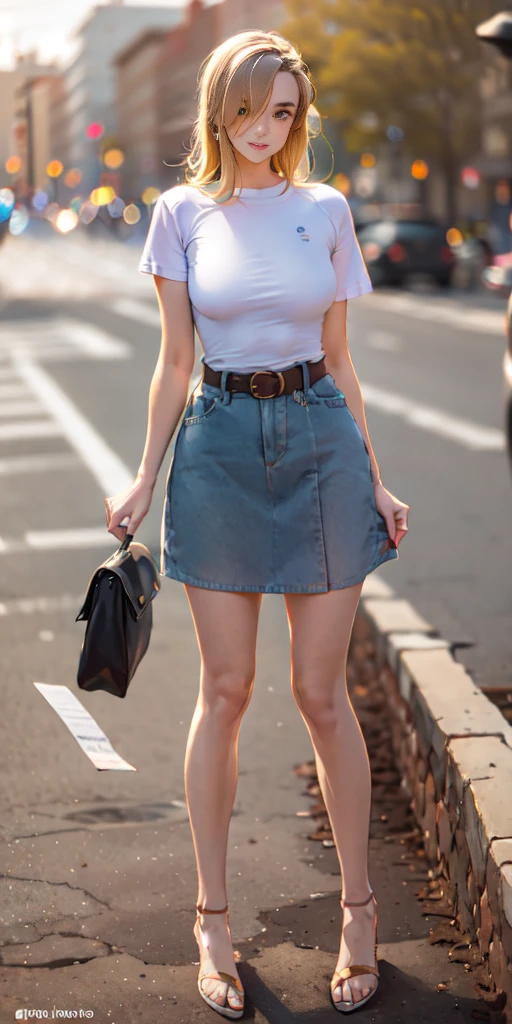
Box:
[160,359,399,593]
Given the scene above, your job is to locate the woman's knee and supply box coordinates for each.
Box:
[201,666,255,718]
[291,672,346,727]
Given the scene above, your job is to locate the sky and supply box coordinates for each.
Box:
[0,0,220,71]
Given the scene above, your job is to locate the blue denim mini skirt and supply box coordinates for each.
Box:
[160,359,399,593]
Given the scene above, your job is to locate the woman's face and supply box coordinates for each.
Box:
[225,70,300,164]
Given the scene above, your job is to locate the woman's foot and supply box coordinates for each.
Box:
[331,890,378,1008]
[194,907,244,1015]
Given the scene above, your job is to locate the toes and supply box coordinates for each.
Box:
[227,989,244,1009]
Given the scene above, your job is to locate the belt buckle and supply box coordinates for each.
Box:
[249,370,285,399]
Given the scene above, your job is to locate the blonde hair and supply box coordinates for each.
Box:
[169,30,330,202]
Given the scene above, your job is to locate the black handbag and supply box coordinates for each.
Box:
[75,532,160,698]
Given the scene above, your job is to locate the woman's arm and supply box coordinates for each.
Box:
[320,299,382,486]
[136,276,196,488]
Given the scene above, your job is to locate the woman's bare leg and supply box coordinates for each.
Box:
[284,582,377,1006]
[184,584,263,1010]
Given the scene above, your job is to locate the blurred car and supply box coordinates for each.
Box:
[356,218,456,287]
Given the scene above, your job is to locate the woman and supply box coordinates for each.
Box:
[105,29,409,1019]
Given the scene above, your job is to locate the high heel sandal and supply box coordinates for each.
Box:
[195,903,245,1019]
[330,888,379,1014]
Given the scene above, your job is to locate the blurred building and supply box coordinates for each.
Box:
[65,3,183,193]
[114,0,287,197]
[114,29,169,202]
[12,63,62,198]
[0,52,56,194]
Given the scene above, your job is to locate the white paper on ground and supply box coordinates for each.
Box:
[34,682,137,771]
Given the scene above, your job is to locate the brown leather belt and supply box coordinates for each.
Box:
[202,357,327,399]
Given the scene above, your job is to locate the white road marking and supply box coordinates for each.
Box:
[107,296,161,327]
[0,593,84,616]
[0,527,116,555]
[359,292,506,335]
[25,526,117,550]
[0,319,131,362]
[0,419,62,441]
[12,355,134,493]
[0,452,81,475]
[366,330,402,351]
[0,399,44,418]
[360,381,505,451]
[0,383,31,399]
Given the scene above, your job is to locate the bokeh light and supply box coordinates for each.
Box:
[446,227,463,246]
[333,173,351,195]
[90,186,116,206]
[86,122,104,140]
[46,160,64,178]
[386,126,404,143]
[9,206,29,235]
[360,153,376,169]
[108,196,125,218]
[55,209,79,234]
[64,168,81,188]
[44,202,60,223]
[79,200,98,224]
[141,186,160,206]
[123,203,141,225]
[0,188,15,222]
[411,159,429,180]
[103,148,125,170]
[496,179,510,204]
[32,190,49,212]
[461,167,480,190]
[69,196,83,214]
[5,155,21,175]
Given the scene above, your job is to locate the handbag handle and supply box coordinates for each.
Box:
[119,531,134,552]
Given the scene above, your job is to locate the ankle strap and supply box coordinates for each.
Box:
[196,903,228,914]
[341,888,374,907]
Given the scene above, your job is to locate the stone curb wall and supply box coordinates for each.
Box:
[360,574,512,1020]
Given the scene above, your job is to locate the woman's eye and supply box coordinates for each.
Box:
[275,110,290,120]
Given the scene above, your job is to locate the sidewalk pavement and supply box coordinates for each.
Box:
[0,574,494,1024]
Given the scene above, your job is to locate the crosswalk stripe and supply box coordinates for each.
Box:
[0,400,44,418]
[361,381,505,451]
[360,292,505,335]
[0,593,84,616]
[0,420,62,441]
[0,527,117,555]
[0,453,81,475]
[12,354,134,494]
[0,383,31,399]
[107,296,161,327]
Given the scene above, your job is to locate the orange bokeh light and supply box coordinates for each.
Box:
[5,155,21,175]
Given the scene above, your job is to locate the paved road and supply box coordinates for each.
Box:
[0,229,506,1021]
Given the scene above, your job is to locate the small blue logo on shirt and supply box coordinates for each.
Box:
[297,226,305,232]
[297,225,310,242]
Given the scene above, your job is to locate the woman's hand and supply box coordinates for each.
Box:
[373,481,409,549]
[104,474,155,542]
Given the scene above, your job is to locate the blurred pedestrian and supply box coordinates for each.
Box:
[104,28,409,1018]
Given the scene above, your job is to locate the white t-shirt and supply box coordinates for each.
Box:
[139,178,372,372]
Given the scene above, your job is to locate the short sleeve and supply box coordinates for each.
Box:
[138,193,188,281]
[330,193,373,301]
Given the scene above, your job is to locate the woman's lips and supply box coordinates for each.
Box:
[248,142,269,149]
